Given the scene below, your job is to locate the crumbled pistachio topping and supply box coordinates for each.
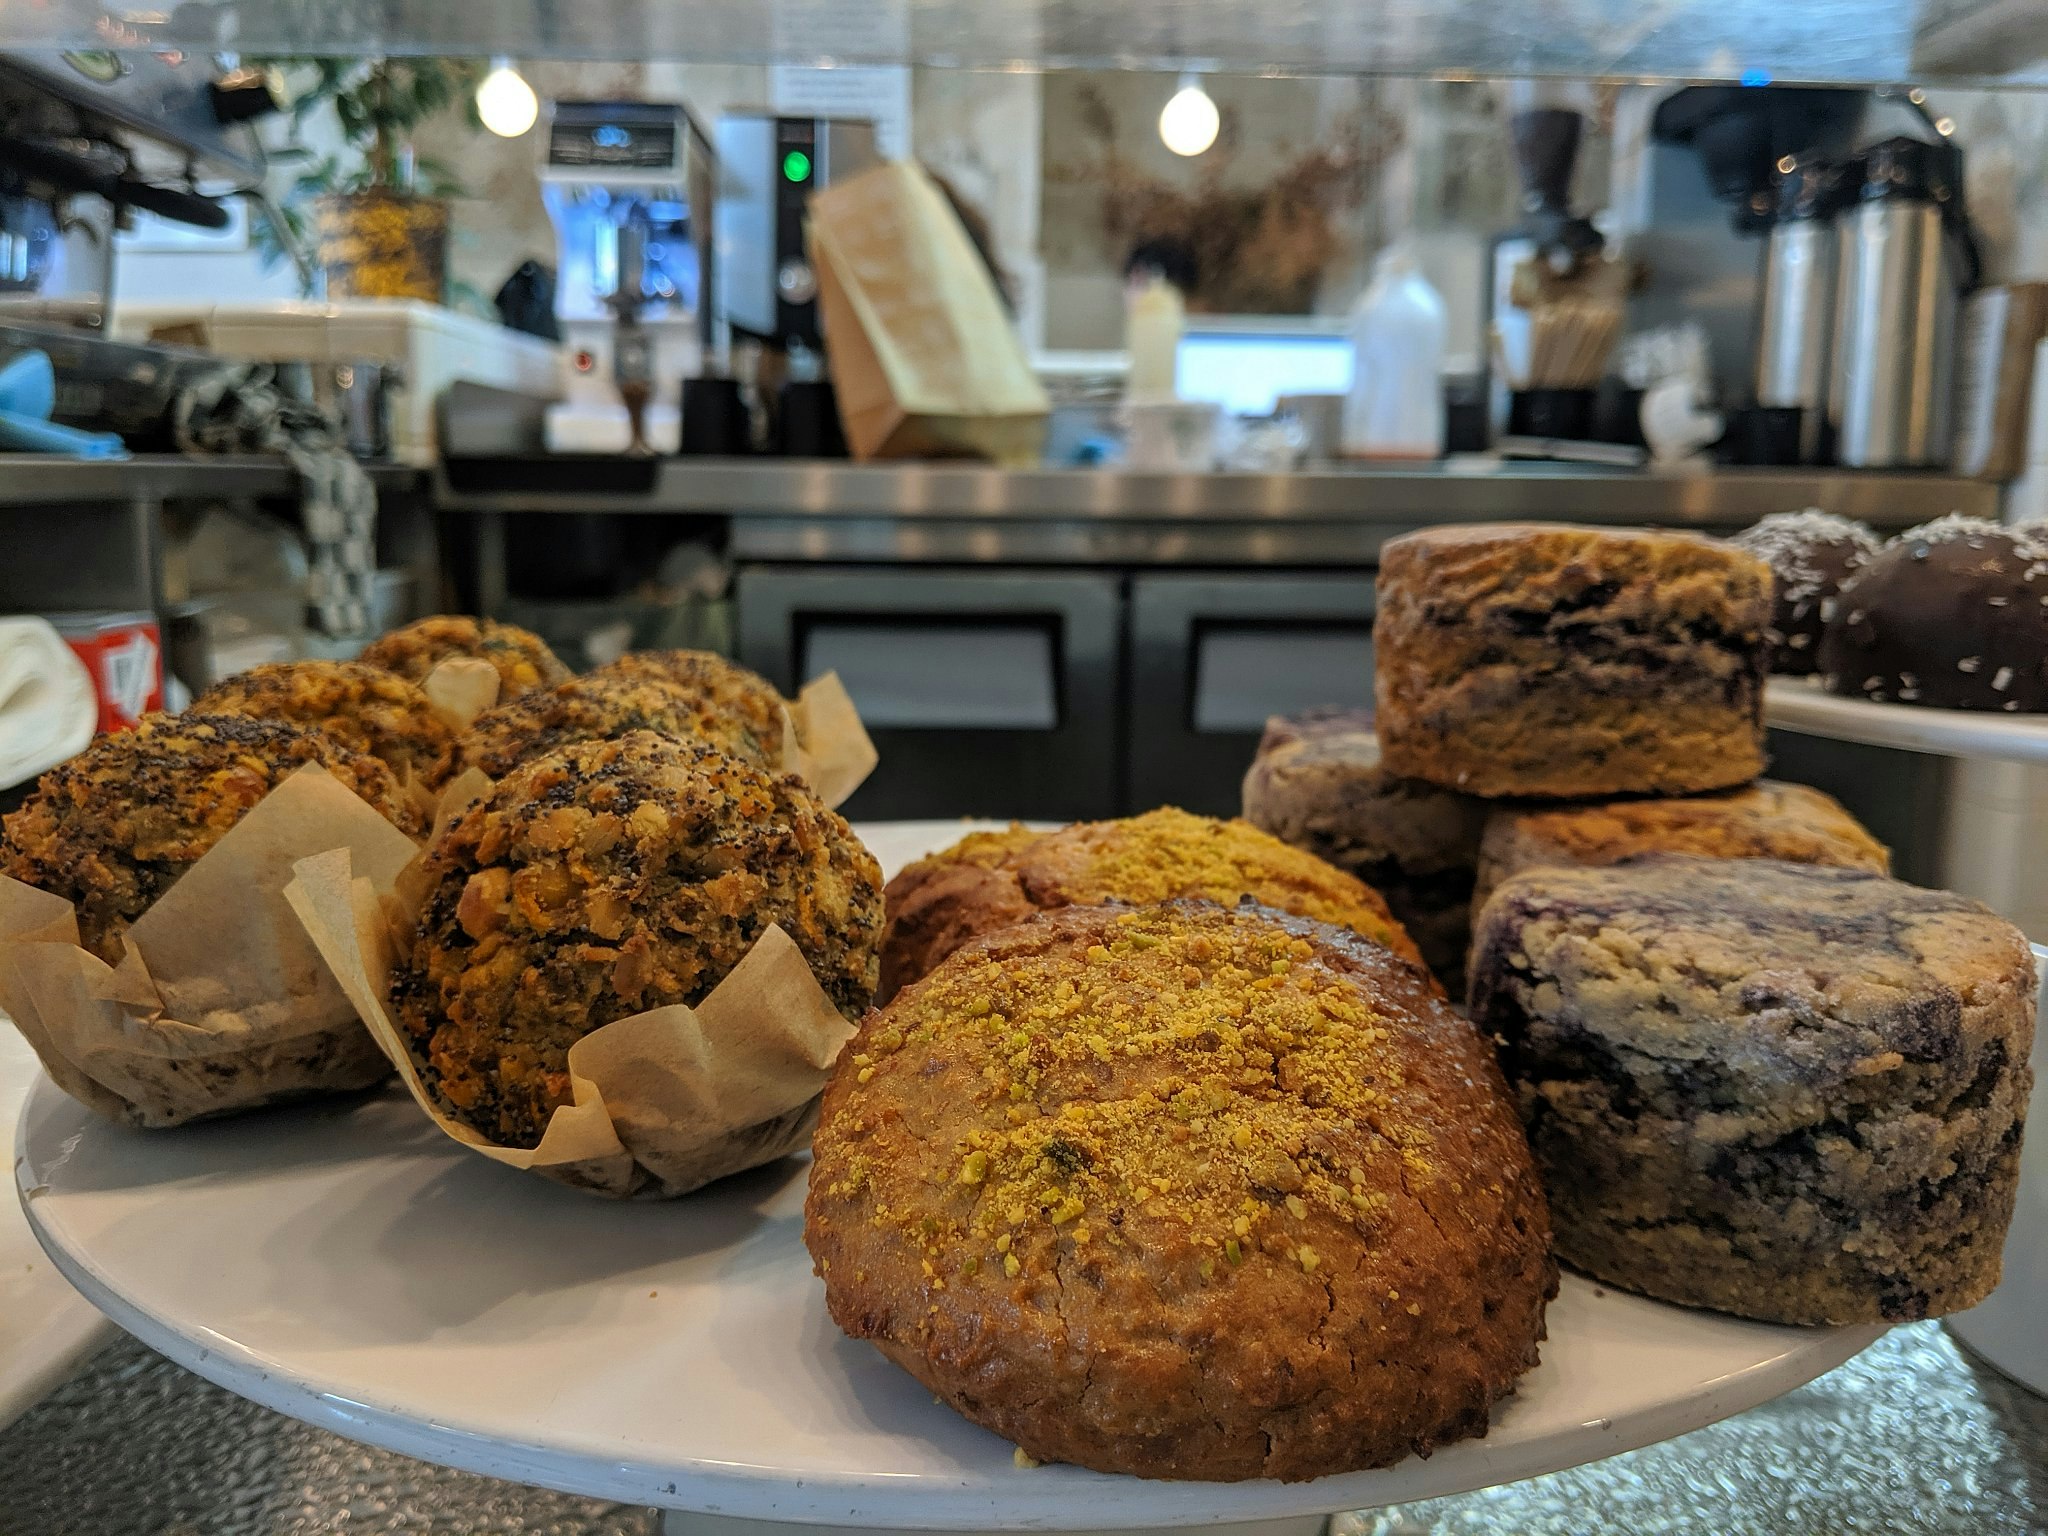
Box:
[822,905,1422,1289]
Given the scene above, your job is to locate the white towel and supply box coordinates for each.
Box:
[0,617,96,792]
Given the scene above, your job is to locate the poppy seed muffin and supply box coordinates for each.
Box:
[393,730,882,1148]
[457,672,779,781]
[1375,524,1772,798]
[360,615,570,700]
[878,807,1424,1003]
[1731,509,1881,675]
[1469,856,2034,1324]
[195,659,457,790]
[1470,779,1889,918]
[0,712,426,964]
[595,649,790,769]
[807,899,1555,1481]
[1241,708,1486,991]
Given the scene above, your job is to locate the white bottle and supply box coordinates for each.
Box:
[1125,275,1185,402]
[1342,244,1447,459]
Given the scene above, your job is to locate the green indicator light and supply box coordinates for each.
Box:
[782,149,812,183]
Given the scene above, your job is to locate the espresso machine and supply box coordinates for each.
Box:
[541,100,714,455]
[710,112,879,455]
[0,50,280,445]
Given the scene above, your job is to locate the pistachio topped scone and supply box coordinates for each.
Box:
[360,615,570,699]
[1470,779,1888,917]
[392,730,882,1147]
[457,671,779,780]
[1,712,425,964]
[1375,524,1772,798]
[195,658,457,790]
[879,807,1423,1001]
[808,899,1555,1481]
[595,649,790,768]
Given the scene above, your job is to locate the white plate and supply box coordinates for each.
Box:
[13,821,1887,1526]
[0,1024,112,1430]
[1766,677,2048,763]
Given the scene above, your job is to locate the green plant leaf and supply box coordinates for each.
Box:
[249,53,489,194]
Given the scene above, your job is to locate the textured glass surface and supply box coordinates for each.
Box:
[0,1323,2041,1533]
[3,0,2045,85]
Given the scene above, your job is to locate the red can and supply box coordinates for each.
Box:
[50,612,164,733]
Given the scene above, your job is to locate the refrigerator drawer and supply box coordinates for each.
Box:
[737,565,1121,821]
[1128,572,1375,816]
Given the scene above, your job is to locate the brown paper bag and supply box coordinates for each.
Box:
[810,161,1049,465]
[0,765,420,1128]
[286,846,859,1199]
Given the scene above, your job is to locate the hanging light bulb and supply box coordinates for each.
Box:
[476,58,539,139]
[1159,75,1219,157]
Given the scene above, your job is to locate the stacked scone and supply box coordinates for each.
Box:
[1250,522,2033,1328]
[809,805,1556,1479]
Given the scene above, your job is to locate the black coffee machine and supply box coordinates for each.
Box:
[695,112,880,457]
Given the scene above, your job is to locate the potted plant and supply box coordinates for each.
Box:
[260,56,483,303]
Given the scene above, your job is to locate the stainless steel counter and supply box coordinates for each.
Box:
[433,458,1995,521]
[434,459,2000,566]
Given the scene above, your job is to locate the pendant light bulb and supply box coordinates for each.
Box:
[477,59,539,139]
[1159,76,1219,157]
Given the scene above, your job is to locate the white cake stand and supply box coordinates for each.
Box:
[1764,677,2048,763]
[0,1023,111,1428]
[13,820,1887,1533]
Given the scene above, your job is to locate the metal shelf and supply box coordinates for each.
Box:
[0,455,417,507]
[5,0,2047,86]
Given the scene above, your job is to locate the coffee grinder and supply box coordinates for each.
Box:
[1483,83,1606,440]
[541,100,713,455]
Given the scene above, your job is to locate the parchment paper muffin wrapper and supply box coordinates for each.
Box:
[285,844,859,1199]
[782,670,879,809]
[421,656,504,731]
[0,765,421,1129]
[427,666,879,830]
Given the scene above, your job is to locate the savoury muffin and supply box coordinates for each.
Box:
[595,649,790,768]
[1,712,426,964]
[1470,779,1889,918]
[879,807,1424,1002]
[360,615,570,699]
[194,659,457,790]
[393,730,882,1147]
[808,899,1556,1481]
[1470,856,2033,1324]
[457,671,779,781]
